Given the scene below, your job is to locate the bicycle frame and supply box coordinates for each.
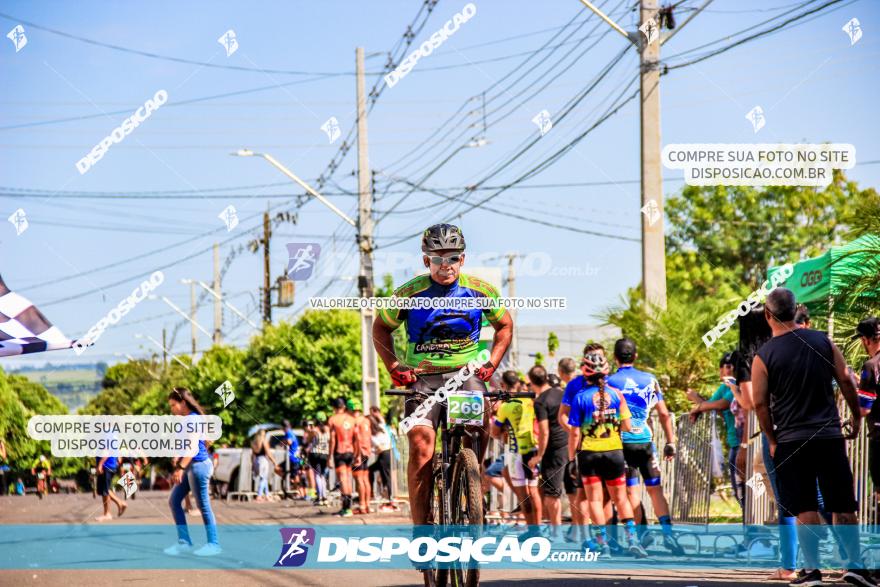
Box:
[435,417,483,526]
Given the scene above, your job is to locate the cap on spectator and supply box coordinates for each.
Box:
[852,317,880,340]
[720,352,734,367]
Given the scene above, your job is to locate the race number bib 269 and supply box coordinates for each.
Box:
[447,391,484,426]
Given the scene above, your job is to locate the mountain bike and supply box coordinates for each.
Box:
[386,386,535,587]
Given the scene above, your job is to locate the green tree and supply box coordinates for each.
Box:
[547,332,559,358]
[534,352,544,366]
[602,288,725,412]
[666,171,867,299]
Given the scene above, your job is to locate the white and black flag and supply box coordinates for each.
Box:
[0,274,73,357]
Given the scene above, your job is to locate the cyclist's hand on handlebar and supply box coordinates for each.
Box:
[475,360,497,382]
[390,364,417,387]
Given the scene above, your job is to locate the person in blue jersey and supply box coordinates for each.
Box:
[94,449,126,521]
[567,350,646,558]
[373,223,513,531]
[608,338,683,555]
[164,387,221,557]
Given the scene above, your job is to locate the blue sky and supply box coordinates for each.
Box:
[0,0,877,367]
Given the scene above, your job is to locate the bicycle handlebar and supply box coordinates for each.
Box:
[384,389,535,400]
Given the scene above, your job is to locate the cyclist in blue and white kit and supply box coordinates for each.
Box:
[607,338,683,555]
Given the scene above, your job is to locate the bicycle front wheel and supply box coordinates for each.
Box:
[449,448,482,587]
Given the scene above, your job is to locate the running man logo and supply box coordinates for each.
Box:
[8,208,28,236]
[745,106,766,133]
[842,18,862,46]
[118,471,138,498]
[745,473,766,498]
[286,243,321,281]
[217,29,239,57]
[531,110,552,136]
[275,527,316,567]
[640,199,661,226]
[639,18,658,46]
[321,117,341,143]
[218,205,239,231]
[6,24,27,52]
[215,380,235,408]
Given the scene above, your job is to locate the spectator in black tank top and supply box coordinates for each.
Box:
[752,288,874,587]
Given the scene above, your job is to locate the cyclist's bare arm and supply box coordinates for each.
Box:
[489,418,505,440]
[568,427,582,462]
[372,317,399,371]
[486,312,513,368]
[655,399,676,443]
[558,404,571,432]
[618,392,633,433]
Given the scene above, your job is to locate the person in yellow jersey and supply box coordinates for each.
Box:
[567,351,647,558]
[491,370,541,536]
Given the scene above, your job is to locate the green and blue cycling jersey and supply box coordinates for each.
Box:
[606,366,663,444]
[377,273,505,373]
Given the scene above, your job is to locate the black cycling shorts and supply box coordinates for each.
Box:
[540,447,568,498]
[403,372,487,431]
[333,452,354,467]
[871,439,880,490]
[352,453,370,472]
[309,454,329,475]
[563,459,582,493]
[623,442,662,487]
[577,449,626,486]
[773,437,857,515]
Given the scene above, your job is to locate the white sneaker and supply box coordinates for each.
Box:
[193,543,222,557]
[163,541,193,556]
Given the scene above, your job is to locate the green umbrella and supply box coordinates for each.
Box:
[767,233,880,309]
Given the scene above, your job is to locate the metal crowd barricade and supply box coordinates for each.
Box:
[744,411,773,525]
[743,399,877,530]
[639,412,713,525]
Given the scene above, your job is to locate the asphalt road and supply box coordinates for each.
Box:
[0,492,775,587]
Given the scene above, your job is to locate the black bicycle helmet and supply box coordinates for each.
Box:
[421,223,466,253]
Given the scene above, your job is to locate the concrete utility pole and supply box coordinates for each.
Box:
[357,46,380,412]
[263,208,272,326]
[162,327,167,368]
[213,244,222,345]
[639,0,667,310]
[505,254,520,369]
[189,280,198,355]
[577,0,669,310]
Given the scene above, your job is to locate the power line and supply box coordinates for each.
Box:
[0,11,364,77]
[665,0,848,70]
[377,77,641,249]
[0,74,335,131]
[375,1,630,221]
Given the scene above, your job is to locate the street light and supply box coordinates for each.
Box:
[231,149,356,226]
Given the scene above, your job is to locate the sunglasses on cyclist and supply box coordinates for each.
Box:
[427,254,463,266]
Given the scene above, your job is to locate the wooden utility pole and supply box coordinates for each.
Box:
[639,0,667,310]
[263,209,272,326]
[213,243,222,345]
[356,46,380,411]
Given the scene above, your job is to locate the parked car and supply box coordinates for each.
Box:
[212,423,303,498]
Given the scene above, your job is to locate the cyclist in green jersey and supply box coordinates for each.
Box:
[372,224,513,528]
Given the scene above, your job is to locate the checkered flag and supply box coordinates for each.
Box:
[0,274,73,357]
